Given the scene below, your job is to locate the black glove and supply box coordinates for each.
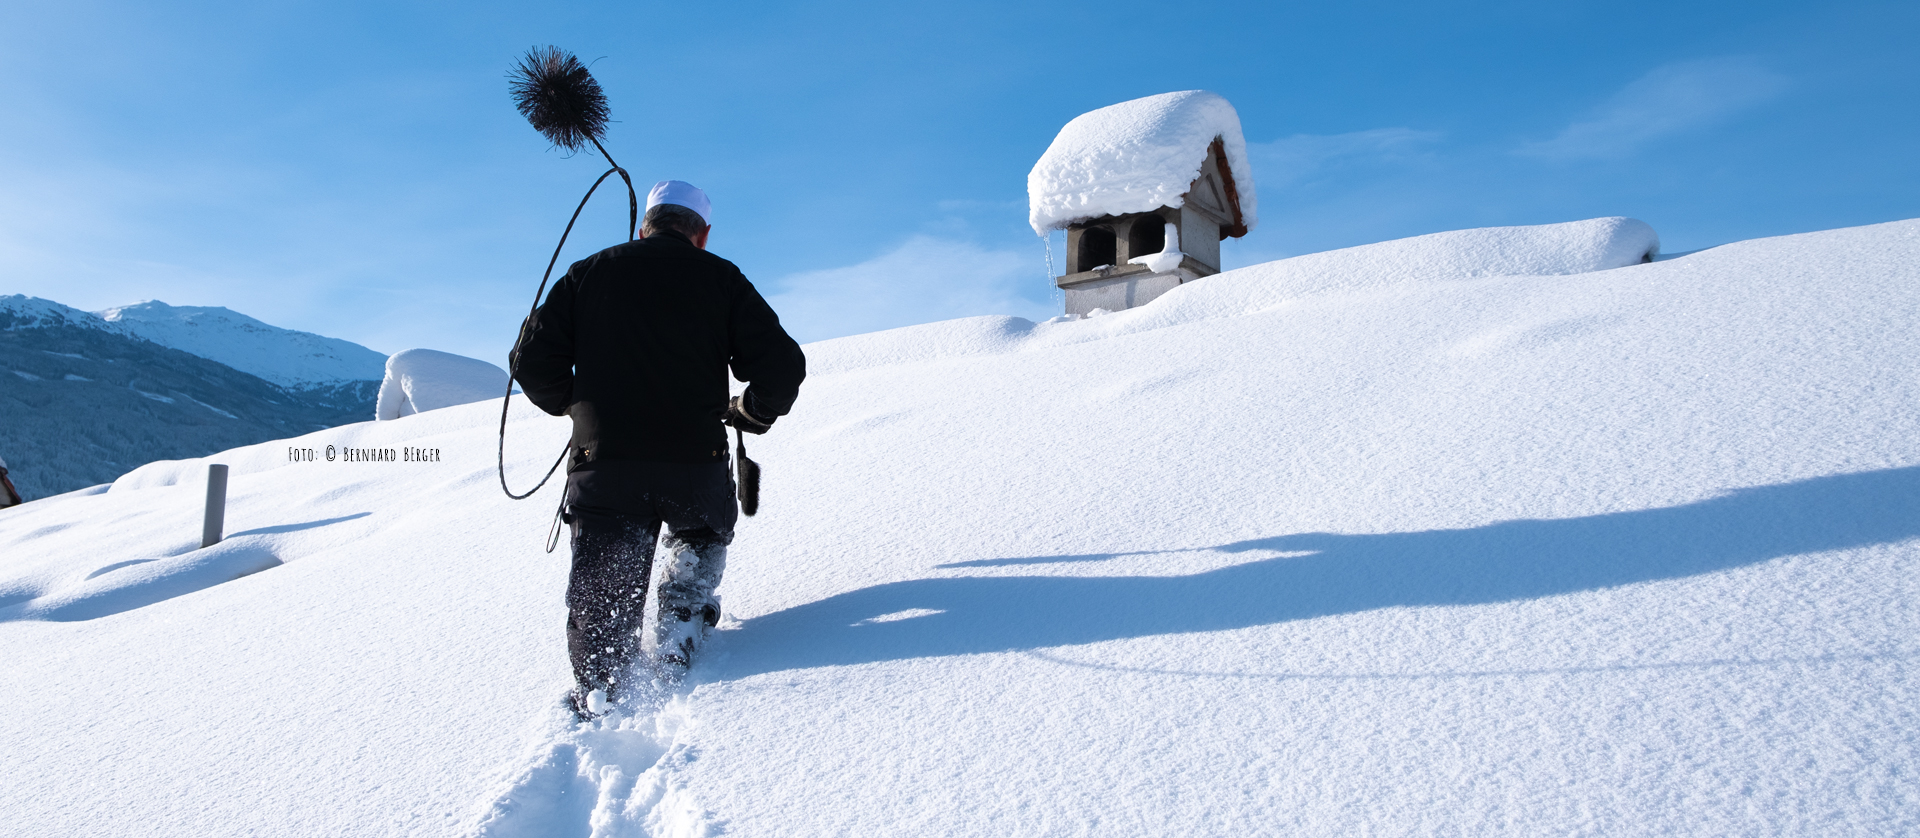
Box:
[722,395,774,435]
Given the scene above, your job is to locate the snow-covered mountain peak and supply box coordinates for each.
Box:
[94,299,386,389]
[1,294,128,333]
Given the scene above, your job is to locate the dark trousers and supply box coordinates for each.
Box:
[564,460,736,695]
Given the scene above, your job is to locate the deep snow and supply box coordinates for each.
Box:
[376,348,512,420]
[2,218,1917,836]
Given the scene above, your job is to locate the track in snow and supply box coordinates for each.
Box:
[465,685,717,838]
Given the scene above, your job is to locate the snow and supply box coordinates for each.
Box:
[375,348,511,420]
[1126,221,1186,273]
[97,300,387,388]
[3,217,1919,836]
[800,216,1660,376]
[5,294,386,389]
[3,294,123,333]
[1028,90,1257,235]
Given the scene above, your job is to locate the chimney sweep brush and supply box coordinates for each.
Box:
[498,46,639,510]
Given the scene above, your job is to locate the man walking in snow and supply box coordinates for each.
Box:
[511,181,805,719]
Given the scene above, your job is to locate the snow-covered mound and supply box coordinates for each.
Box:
[97,300,386,389]
[1029,90,1258,235]
[3,219,1917,836]
[806,216,1661,376]
[1243,214,1659,292]
[374,348,509,420]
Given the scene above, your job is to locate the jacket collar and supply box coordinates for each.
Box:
[644,229,695,247]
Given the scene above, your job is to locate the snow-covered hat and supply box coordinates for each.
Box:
[646,180,712,225]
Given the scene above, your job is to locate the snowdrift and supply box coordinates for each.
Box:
[805,216,1661,376]
[3,218,1917,836]
[375,348,511,421]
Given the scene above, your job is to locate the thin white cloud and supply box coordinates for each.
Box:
[1247,128,1445,188]
[1521,57,1788,160]
[764,235,1056,344]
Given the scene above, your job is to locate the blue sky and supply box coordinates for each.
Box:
[2,0,1915,361]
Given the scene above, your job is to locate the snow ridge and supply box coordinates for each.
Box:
[803,216,1661,377]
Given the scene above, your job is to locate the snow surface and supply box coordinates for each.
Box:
[1028,90,1257,235]
[3,218,1919,836]
[97,299,387,388]
[375,348,511,420]
[802,217,1661,375]
[1126,221,1186,274]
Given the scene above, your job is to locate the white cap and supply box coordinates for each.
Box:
[645,180,712,225]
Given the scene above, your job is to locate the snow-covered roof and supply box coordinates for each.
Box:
[1027,90,1258,236]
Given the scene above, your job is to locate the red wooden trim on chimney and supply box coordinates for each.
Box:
[1209,137,1249,238]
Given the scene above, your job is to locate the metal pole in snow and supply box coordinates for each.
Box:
[202,464,228,548]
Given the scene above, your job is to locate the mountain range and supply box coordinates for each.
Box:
[0,295,385,499]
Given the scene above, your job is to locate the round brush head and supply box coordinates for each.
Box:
[508,46,610,152]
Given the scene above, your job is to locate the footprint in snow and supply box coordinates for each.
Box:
[465,686,718,838]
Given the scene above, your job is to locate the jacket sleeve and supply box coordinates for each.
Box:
[727,273,806,419]
[509,267,580,417]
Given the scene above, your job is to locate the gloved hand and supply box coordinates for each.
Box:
[722,394,774,435]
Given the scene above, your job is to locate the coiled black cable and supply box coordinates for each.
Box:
[497,149,636,503]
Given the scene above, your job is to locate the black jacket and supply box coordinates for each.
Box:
[511,230,806,464]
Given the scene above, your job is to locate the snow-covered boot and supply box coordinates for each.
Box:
[655,597,721,675]
[650,534,727,674]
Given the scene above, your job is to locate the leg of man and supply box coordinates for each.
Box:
[650,462,739,670]
[565,504,661,711]
[652,525,730,667]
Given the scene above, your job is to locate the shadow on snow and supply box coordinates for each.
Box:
[0,512,372,623]
[719,466,1920,678]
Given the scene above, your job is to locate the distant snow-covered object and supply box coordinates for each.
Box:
[374,349,508,420]
[96,300,386,389]
[1028,90,1258,235]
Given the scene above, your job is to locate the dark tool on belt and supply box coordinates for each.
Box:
[735,428,760,517]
